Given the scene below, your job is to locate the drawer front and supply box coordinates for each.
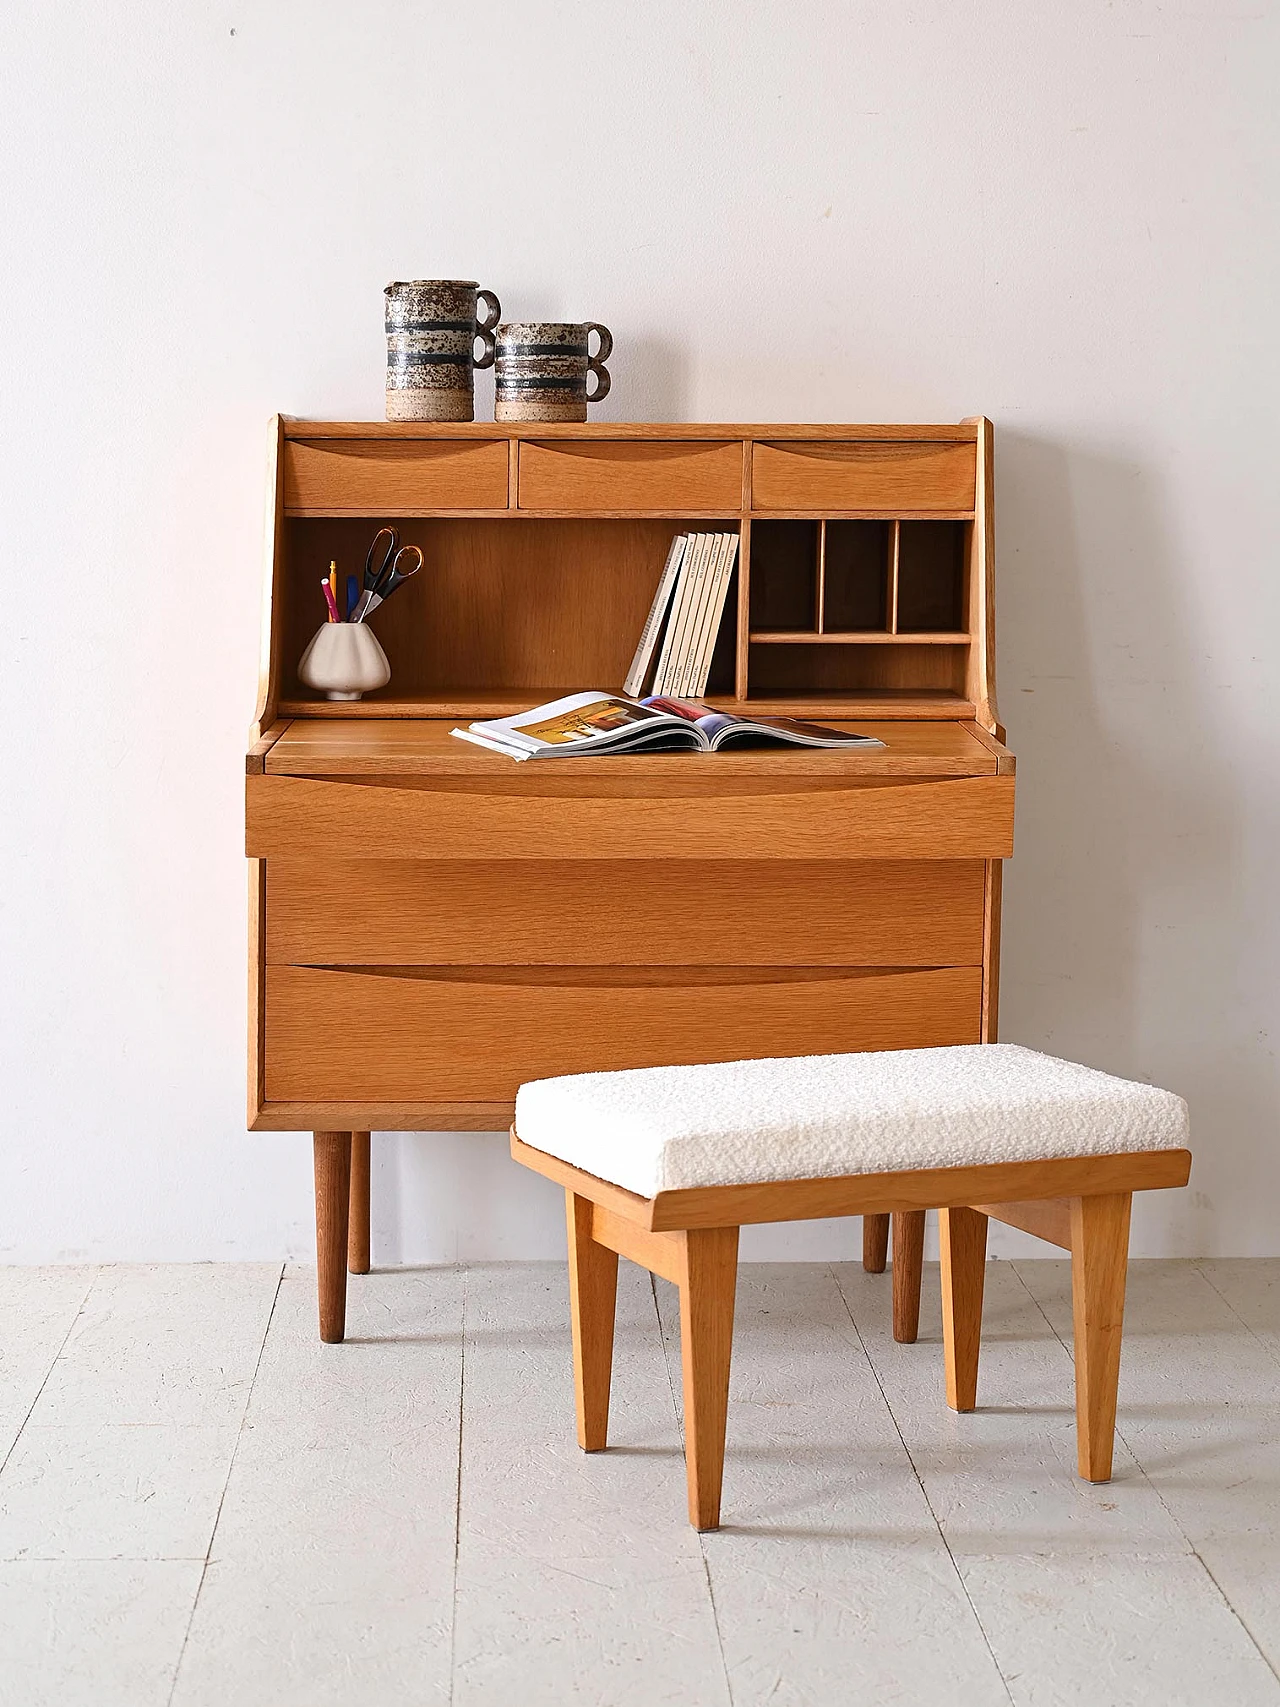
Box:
[518,440,742,511]
[246,775,1014,861]
[266,858,987,966]
[284,438,509,513]
[752,441,976,512]
[264,965,984,1101]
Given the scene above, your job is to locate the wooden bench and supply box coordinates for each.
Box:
[509,1044,1191,1530]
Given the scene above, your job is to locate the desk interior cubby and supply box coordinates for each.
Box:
[279,516,740,714]
[744,516,971,707]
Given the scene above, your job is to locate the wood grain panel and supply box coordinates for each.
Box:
[518,440,743,511]
[246,774,1014,861]
[263,717,1000,777]
[264,964,984,1101]
[752,442,976,512]
[265,858,986,967]
[975,1196,1071,1250]
[509,1137,1194,1231]
[286,421,980,442]
[251,1100,515,1131]
[284,438,509,513]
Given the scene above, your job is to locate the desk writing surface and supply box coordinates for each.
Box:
[262,718,1009,779]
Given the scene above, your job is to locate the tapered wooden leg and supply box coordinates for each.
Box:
[892,1209,926,1343]
[1070,1192,1132,1481]
[862,1213,890,1273]
[566,1191,619,1452]
[940,1207,988,1410]
[348,1132,371,1275]
[678,1226,739,1530]
[313,1132,351,1344]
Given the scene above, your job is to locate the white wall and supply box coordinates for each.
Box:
[2,1,1276,1263]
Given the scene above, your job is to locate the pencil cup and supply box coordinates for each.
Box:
[298,623,391,701]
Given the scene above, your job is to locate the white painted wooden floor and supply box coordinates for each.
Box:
[1,1259,1278,1706]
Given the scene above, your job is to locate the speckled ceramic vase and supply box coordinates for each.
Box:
[384,280,501,422]
[493,322,612,422]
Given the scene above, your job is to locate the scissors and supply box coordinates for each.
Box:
[351,526,423,622]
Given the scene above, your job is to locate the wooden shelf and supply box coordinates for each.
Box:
[286,507,977,521]
[739,691,975,719]
[750,631,971,646]
[281,419,982,442]
[279,690,567,720]
[278,688,977,721]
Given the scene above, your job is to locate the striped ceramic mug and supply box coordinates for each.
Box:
[493,322,612,422]
[384,280,502,422]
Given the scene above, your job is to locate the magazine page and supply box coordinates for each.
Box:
[709,714,884,749]
[642,697,883,751]
[454,691,703,758]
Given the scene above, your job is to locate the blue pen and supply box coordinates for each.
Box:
[345,574,359,621]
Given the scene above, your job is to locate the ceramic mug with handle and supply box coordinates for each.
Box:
[493,321,612,422]
[384,279,502,421]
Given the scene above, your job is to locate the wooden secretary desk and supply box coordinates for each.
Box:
[246,419,1015,1341]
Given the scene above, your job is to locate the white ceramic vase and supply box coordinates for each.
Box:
[297,623,391,701]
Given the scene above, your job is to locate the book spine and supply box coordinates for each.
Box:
[691,534,737,696]
[673,532,713,696]
[651,537,697,696]
[655,533,705,696]
[623,535,685,696]
[676,533,717,697]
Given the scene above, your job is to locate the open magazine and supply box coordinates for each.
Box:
[451,691,885,761]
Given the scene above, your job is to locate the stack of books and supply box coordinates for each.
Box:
[623,532,739,699]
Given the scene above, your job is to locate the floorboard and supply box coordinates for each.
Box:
[0,1259,1276,1705]
[451,1261,728,1707]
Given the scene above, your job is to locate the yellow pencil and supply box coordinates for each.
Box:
[329,561,339,616]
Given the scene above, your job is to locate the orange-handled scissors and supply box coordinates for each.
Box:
[351,527,423,622]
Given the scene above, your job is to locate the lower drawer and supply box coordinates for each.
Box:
[265,858,986,966]
[263,964,984,1102]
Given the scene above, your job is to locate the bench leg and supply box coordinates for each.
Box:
[313,1132,352,1344]
[940,1207,988,1410]
[1071,1192,1132,1481]
[892,1210,926,1342]
[566,1191,619,1452]
[678,1226,740,1530]
[862,1213,890,1273]
[348,1132,371,1275]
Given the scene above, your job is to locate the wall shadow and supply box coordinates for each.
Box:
[995,430,1268,1254]
[599,335,689,423]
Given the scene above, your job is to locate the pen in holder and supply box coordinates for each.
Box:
[298,622,391,701]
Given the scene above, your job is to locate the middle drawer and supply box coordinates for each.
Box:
[518,439,743,510]
[266,857,986,967]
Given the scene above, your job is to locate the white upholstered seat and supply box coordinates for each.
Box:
[513,1044,1190,1200]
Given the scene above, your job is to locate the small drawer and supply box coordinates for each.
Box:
[265,858,988,967]
[752,441,976,512]
[246,775,1014,862]
[284,438,509,513]
[518,440,742,511]
[264,964,984,1101]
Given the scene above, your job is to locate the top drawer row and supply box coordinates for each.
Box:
[283,437,977,515]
